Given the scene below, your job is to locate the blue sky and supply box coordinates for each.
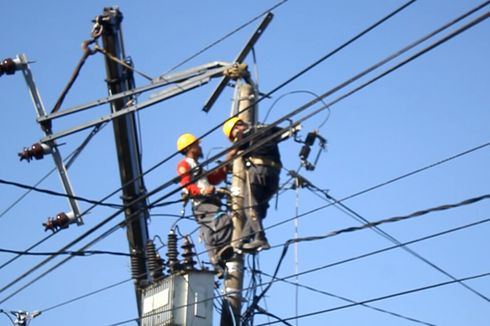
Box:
[1,1,490,325]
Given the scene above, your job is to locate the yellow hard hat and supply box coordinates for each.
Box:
[223,117,241,141]
[176,133,198,152]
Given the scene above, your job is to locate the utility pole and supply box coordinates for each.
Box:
[98,7,150,318]
[221,75,257,326]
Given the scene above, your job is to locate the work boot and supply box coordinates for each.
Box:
[241,237,270,252]
[242,217,270,252]
[216,244,234,263]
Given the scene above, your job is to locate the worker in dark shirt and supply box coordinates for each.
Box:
[223,117,282,252]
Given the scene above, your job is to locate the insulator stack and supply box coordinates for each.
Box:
[167,230,180,274]
[181,236,197,271]
[130,247,145,282]
[146,240,164,282]
[42,212,73,232]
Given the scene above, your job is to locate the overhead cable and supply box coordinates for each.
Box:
[165,0,289,74]
[242,193,490,322]
[43,215,490,321]
[0,178,123,209]
[265,216,490,284]
[254,271,490,326]
[192,138,490,259]
[0,233,55,272]
[3,1,487,306]
[0,248,134,258]
[78,215,490,326]
[260,274,436,326]
[268,140,490,231]
[0,123,108,220]
[41,277,131,314]
[294,172,490,303]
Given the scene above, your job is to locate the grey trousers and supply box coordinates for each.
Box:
[192,201,232,264]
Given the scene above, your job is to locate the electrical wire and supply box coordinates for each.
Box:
[41,214,490,325]
[0,178,123,209]
[267,140,490,231]
[263,90,331,129]
[39,214,489,324]
[257,272,490,326]
[265,216,490,286]
[255,271,490,326]
[0,309,14,325]
[3,0,487,312]
[263,275,437,326]
[0,123,108,220]
[41,277,132,314]
[0,233,55,272]
[0,0,425,263]
[295,173,490,303]
[0,248,135,258]
[193,137,490,261]
[242,193,490,323]
[164,0,289,74]
[6,0,474,243]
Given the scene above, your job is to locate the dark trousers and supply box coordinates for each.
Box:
[242,165,279,240]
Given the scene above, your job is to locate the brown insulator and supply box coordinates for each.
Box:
[18,143,50,162]
[42,212,70,232]
[0,58,16,76]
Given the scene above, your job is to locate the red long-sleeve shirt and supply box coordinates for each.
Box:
[177,158,227,196]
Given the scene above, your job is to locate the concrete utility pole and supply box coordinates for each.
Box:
[221,78,257,326]
[98,7,150,317]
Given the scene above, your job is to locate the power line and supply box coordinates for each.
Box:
[0,248,134,258]
[43,214,489,322]
[41,277,132,313]
[242,193,490,323]
[165,0,289,74]
[0,234,55,271]
[3,0,487,312]
[262,276,437,326]
[255,271,490,326]
[267,140,490,231]
[4,6,482,302]
[296,175,490,303]
[191,138,490,261]
[0,178,123,209]
[0,123,108,220]
[103,214,490,326]
[0,0,424,278]
[264,216,490,285]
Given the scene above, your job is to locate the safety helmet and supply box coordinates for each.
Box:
[223,117,242,141]
[176,133,198,152]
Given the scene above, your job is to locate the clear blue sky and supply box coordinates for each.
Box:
[1,1,490,325]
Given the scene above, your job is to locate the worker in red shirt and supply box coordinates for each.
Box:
[176,133,234,274]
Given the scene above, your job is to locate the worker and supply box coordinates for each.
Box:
[223,117,282,252]
[176,133,235,274]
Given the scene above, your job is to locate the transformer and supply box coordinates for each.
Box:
[141,271,215,326]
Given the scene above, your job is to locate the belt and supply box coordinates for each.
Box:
[247,157,282,170]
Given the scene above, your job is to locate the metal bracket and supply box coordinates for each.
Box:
[17,54,83,225]
[39,62,234,142]
[202,12,274,112]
